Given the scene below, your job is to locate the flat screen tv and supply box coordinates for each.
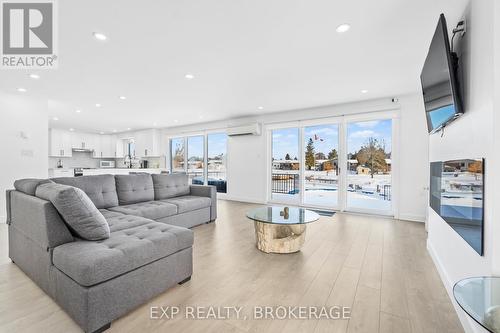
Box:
[420,14,463,134]
[430,159,484,255]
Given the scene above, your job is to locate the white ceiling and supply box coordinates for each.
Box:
[0,0,468,134]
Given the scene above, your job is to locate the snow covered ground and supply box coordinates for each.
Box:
[271,171,392,211]
[441,172,483,209]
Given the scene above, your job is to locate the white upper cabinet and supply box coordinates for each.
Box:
[49,128,161,159]
[133,129,161,158]
[49,128,72,157]
[71,132,98,150]
[97,134,118,158]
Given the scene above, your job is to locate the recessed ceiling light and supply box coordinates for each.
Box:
[69,128,74,131]
[29,74,40,79]
[112,129,117,133]
[174,119,179,123]
[75,109,81,113]
[99,131,104,135]
[95,103,101,107]
[361,89,368,94]
[52,117,59,121]
[127,127,132,131]
[93,32,107,41]
[119,96,126,100]
[258,106,264,110]
[17,88,26,92]
[336,23,351,33]
[185,74,194,80]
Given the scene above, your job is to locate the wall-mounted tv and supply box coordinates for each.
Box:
[430,159,484,255]
[420,14,464,134]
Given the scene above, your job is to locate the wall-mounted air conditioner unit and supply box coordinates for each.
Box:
[227,123,261,136]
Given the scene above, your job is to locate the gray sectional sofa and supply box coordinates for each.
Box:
[5,173,216,333]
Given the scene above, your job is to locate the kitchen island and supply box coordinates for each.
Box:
[82,168,167,176]
[48,168,168,178]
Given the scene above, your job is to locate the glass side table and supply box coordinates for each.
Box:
[454,277,500,333]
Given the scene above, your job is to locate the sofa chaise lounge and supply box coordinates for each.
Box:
[5,173,216,333]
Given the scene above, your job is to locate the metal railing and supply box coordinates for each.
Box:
[382,185,391,201]
[272,173,299,194]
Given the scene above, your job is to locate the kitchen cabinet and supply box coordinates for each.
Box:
[71,132,98,151]
[94,134,118,158]
[116,139,125,158]
[49,129,72,157]
[134,129,161,158]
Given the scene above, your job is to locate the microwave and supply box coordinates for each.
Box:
[100,160,115,168]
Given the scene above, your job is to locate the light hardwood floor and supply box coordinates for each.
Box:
[0,200,463,333]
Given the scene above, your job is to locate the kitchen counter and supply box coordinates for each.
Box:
[82,168,167,176]
[48,168,167,178]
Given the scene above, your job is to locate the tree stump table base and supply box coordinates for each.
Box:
[254,221,306,253]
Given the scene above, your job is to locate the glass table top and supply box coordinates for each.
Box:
[246,206,320,225]
[454,277,500,333]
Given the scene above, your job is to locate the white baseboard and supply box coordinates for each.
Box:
[427,240,480,333]
[219,195,266,205]
[398,213,425,223]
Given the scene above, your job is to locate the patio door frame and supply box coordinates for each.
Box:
[266,109,399,217]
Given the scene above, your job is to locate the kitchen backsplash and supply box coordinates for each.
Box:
[49,151,105,169]
[114,157,164,169]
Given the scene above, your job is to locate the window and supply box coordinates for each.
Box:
[187,136,204,184]
[170,137,185,172]
[169,132,228,193]
[268,115,395,215]
[303,124,339,208]
[271,128,300,203]
[346,119,392,212]
[208,133,227,193]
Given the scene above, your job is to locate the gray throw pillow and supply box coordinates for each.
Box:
[35,182,110,240]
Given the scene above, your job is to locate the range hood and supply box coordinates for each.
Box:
[72,148,94,152]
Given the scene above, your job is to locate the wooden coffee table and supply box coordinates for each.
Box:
[246,206,320,254]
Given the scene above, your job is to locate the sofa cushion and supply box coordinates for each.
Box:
[35,182,110,240]
[52,175,119,209]
[115,174,154,205]
[161,195,211,213]
[99,209,125,219]
[14,178,53,195]
[152,173,190,200]
[52,214,193,286]
[108,201,178,220]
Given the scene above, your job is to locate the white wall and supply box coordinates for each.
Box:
[0,91,48,219]
[426,1,496,332]
[161,94,429,221]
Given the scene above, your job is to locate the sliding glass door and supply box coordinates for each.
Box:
[187,136,204,184]
[269,114,395,216]
[207,133,227,193]
[303,124,339,208]
[169,132,228,193]
[271,128,300,203]
[346,119,392,213]
[171,138,185,173]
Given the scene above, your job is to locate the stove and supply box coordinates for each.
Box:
[73,167,93,177]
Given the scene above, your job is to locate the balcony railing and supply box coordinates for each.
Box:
[272,173,299,194]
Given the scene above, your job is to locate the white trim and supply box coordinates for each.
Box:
[221,195,266,205]
[398,213,426,222]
